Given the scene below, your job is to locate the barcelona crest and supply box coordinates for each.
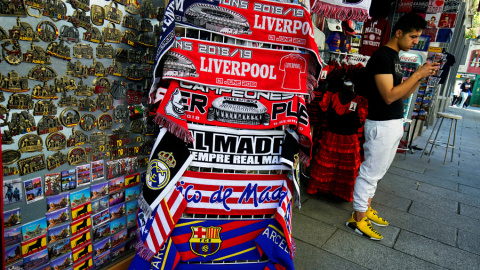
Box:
[189,226,222,257]
[146,151,176,190]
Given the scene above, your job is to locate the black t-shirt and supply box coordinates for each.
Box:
[461,82,472,93]
[364,46,404,120]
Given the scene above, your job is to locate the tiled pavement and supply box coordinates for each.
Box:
[293,106,480,270]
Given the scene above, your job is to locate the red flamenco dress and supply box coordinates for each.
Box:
[307,90,368,201]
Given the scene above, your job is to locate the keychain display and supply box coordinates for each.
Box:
[2,40,22,65]
[93,77,111,93]
[47,39,71,60]
[103,22,122,43]
[121,29,137,47]
[69,9,92,30]
[23,42,52,65]
[18,154,46,176]
[113,104,128,122]
[137,33,155,47]
[139,19,152,32]
[73,43,93,59]
[37,21,59,42]
[83,27,103,43]
[105,1,123,24]
[58,92,78,107]
[97,93,113,111]
[80,113,97,131]
[125,0,140,15]
[1,70,29,92]
[96,43,114,58]
[8,111,37,136]
[115,48,128,62]
[59,25,79,44]
[127,49,141,63]
[28,65,58,81]
[45,132,67,151]
[37,115,63,135]
[18,133,43,153]
[67,128,89,146]
[60,107,81,127]
[139,0,155,18]
[97,113,113,130]
[122,15,138,30]
[55,75,77,92]
[74,78,94,96]
[33,100,57,115]
[107,59,123,77]
[67,0,90,12]
[32,81,58,99]
[90,5,105,26]
[46,151,68,170]
[89,59,106,77]
[0,1,27,17]
[67,60,88,78]
[7,93,34,109]
[43,0,68,21]
[67,146,87,165]
[78,96,97,111]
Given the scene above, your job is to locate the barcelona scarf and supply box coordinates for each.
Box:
[255,222,295,269]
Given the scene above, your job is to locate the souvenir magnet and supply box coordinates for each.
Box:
[37,115,63,135]
[0,104,9,126]
[43,0,68,21]
[137,33,155,47]
[68,147,87,165]
[122,15,138,30]
[97,113,113,130]
[121,29,137,47]
[129,119,144,134]
[74,78,94,96]
[105,1,123,24]
[58,92,78,107]
[97,93,114,112]
[125,0,139,15]
[45,132,66,151]
[7,94,34,110]
[125,64,142,80]
[111,80,127,100]
[34,100,57,115]
[83,27,103,43]
[80,113,97,131]
[128,49,141,63]
[90,131,108,145]
[102,22,121,43]
[96,43,114,58]
[107,59,123,77]
[59,25,79,44]
[93,77,111,93]
[3,149,21,165]
[90,5,104,26]
[8,111,37,136]
[23,42,52,65]
[18,133,43,153]
[142,48,154,64]
[115,48,128,62]
[89,59,106,77]
[73,43,93,59]
[2,130,14,144]
[55,75,77,92]
[25,0,44,15]
[32,82,58,99]
[113,104,129,123]
[37,21,59,42]
[28,65,58,81]
[139,19,152,32]
[128,105,143,120]
[0,26,9,40]
[2,40,22,65]
[114,0,127,6]
[47,151,68,170]
[67,0,90,12]
[0,2,27,17]
[9,18,38,41]
[18,154,46,176]
[47,40,71,60]
[68,128,89,146]
[140,0,156,18]
[0,92,4,102]
[156,7,164,21]
[66,60,88,78]
[2,71,29,92]
[60,107,81,127]
[69,9,92,30]
[78,96,97,112]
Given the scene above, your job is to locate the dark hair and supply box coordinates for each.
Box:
[391,13,427,37]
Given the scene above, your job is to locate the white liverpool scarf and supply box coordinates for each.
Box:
[311,0,372,22]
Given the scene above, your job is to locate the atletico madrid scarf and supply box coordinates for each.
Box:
[311,0,371,21]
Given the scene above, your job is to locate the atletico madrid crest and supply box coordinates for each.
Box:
[189,226,222,257]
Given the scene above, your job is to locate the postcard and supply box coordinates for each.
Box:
[93,237,111,257]
[127,213,136,228]
[125,173,139,188]
[4,244,22,266]
[125,185,140,202]
[48,238,71,259]
[108,176,125,194]
[126,200,138,215]
[91,181,108,199]
[73,256,93,270]
[70,230,91,251]
[23,247,48,270]
[24,177,44,204]
[91,209,110,227]
[110,217,126,235]
[93,222,111,241]
[3,178,23,205]
[5,259,23,270]
[50,252,73,270]
[46,207,69,228]
[47,192,69,213]
[22,217,47,241]
[91,160,105,182]
[127,226,137,240]
[71,215,92,236]
[21,235,47,257]
[71,202,92,221]
[76,164,91,187]
[111,228,127,249]
[61,169,76,191]
[4,208,21,229]
[48,223,71,244]
[70,188,91,208]
[44,172,62,197]
[72,243,92,263]
[94,250,111,268]
[111,241,127,259]
[5,226,22,246]
[110,202,125,220]
[109,190,125,207]
[92,196,109,213]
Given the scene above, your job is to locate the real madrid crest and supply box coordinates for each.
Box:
[147,151,177,190]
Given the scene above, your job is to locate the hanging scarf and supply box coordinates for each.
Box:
[311,0,372,21]
[255,222,295,269]
[442,0,460,13]
[396,0,413,12]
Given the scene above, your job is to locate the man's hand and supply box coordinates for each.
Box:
[415,62,441,80]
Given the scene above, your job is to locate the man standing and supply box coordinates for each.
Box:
[346,13,440,240]
[459,78,472,108]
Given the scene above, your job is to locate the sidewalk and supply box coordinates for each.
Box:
[293,106,480,270]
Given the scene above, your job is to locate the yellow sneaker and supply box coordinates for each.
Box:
[367,207,389,227]
[346,213,383,240]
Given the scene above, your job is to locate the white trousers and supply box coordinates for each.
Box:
[459,92,469,107]
[352,119,404,212]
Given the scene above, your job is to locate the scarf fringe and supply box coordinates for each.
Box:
[135,229,156,261]
[153,113,194,143]
[311,1,370,22]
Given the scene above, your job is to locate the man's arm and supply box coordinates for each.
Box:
[374,62,440,105]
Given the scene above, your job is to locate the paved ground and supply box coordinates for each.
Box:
[293,106,480,270]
